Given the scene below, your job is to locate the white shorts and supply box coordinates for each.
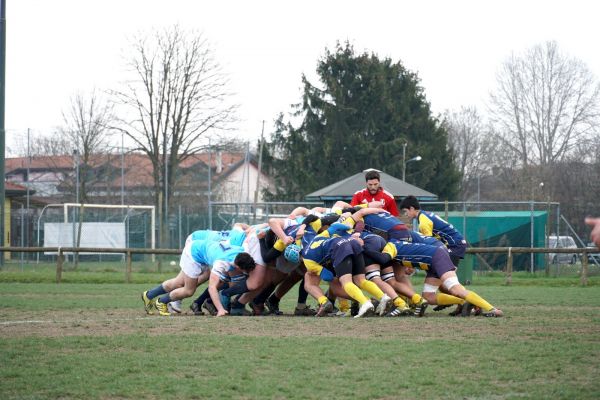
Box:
[275,256,301,274]
[179,242,209,279]
[243,233,265,266]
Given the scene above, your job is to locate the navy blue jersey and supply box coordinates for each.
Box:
[382,239,439,271]
[360,231,387,252]
[417,210,465,248]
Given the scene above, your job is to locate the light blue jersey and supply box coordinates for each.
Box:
[190,240,244,266]
[189,229,247,247]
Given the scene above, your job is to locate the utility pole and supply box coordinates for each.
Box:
[0,0,7,266]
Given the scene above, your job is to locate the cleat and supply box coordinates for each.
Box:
[168,300,182,314]
[332,310,351,317]
[376,294,392,316]
[295,305,317,316]
[249,302,269,316]
[473,306,482,316]
[433,304,452,312]
[354,301,375,318]
[316,301,334,317]
[141,291,155,315]
[202,300,217,316]
[413,298,428,317]
[155,299,171,316]
[482,308,503,317]
[448,304,464,316]
[350,301,359,317]
[385,306,412,317]
[265,297,283,315]
[460,302,474,317]
[190,302,204,316]
[230,305,253,316]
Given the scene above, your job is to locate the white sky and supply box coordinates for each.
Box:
[5,0,600,154]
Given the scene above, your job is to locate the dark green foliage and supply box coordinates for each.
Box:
[263,42,460,200]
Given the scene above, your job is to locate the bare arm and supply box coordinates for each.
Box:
[352,207,387,221]
[208,271,228,317]
[268,217,293,245]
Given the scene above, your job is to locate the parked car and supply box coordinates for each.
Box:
[548,235,579,264]
[586,243,600,264]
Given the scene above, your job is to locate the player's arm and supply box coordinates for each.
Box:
[268,217,293,245]
[287,207,311,219]
[351,207,387,221]
[208,266,228,317]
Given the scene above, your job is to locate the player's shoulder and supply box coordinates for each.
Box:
[381,189,396,199]
[353,188,368,196]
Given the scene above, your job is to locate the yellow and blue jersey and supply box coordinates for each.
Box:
[417,211,465,248]
[382,239,438,271]
[302,232,336,273]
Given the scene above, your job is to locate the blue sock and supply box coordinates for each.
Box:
[147,284,167,299]
[158,294,172,304]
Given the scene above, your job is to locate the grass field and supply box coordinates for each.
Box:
[1,271,600,399]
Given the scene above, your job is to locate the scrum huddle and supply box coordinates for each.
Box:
[141,198,503,319]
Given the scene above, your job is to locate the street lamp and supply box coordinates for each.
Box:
[402,142,422,182]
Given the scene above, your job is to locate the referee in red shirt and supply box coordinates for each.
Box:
[350,170,400,216]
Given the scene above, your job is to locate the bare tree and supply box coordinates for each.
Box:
[112,25,237,247]
[444,106,492,200]
[489,41,600,167]
[61,90,114,203]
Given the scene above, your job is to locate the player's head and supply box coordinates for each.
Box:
[365,170,381,195]
[234,252,256,272]
[399,195,420,218]
[283,243,301,264]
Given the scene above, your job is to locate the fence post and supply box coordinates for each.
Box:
[56,248,64,283]
[580,250,588,287]
[126,251,132,283]
[505,247,513,286]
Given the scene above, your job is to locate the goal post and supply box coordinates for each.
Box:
[37,203,156,261]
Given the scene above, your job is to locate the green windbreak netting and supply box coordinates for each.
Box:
[445,211,547,271]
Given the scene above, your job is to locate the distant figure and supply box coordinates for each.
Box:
[351,170,399,216]
[585,217,600,247]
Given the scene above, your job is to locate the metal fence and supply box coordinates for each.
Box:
[7,200,598,274]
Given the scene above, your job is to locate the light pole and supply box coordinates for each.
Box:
[402,142,422,182]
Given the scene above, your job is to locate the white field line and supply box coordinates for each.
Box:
[0,316,157,326]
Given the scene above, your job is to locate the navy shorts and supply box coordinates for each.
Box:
[426,247,457,279]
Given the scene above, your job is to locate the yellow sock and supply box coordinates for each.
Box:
[393,296,407,308]
[338,299,350,312]
[436,292,464,306]
[411,293,422,304]
[359,280,385,299]
[343,282,369,305]
[465,291,493,311]
[317,296,329,305]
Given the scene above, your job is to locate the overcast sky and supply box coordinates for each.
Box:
[5,0,600,154]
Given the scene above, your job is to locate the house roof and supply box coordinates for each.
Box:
[5,181,36,198]
[6,152,252,191]
[306,169,437,200]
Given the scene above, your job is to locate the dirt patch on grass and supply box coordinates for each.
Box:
[2,308,599,340]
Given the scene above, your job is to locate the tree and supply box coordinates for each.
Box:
[489,41,600,167]
[263,42,459,200]
[61,90,114,204]
[112,25,236,247]
[444,106,491,200]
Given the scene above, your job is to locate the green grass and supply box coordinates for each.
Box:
[1,277,600,399]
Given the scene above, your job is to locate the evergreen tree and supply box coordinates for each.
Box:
[263,42,459,200]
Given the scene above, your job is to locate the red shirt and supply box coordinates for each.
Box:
[350,187,399,216]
